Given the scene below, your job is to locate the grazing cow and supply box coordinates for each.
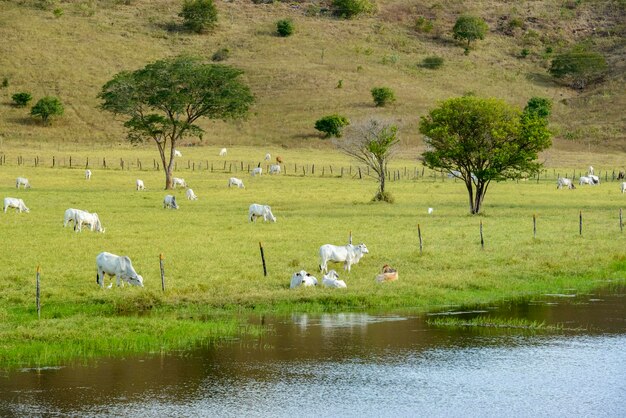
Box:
[172,177,187,188]
[136,179,145,191]
[428,207,434,214]
[579,176,594,186]
[249,203,276,222]
[228,177,245,188]
[589,174,600,185]
[63,208,89,228]
[251,167,262,177]
[3,197,29,213]
[16,177,31,189]
[618,171,625,180]
[74,211,105,233]
[269,164,281,175]
[588,165,594,176]
[85,169,92,180]
[164,194,178,209]
[265,153,271,161]
[276,156,283,164]
[447,170,477,182]
[557,177,575,190]
[290,270,318,289]
[219,148,227,157]
[621,182,626,194]
[186,188,198,200]
[96,252,143,288]
[174,149,182,157]
[319,243,369,273]
[322,270,347,288]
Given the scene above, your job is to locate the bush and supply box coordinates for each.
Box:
[211,47,230,61]
[370,87,396,107]
[549,51,608,89]
[276,19,294,37]
[314,114,350,138]
[520,48,530,58]
[179,0,218,34]
[372,190,394,203]
[421,56,444,69]
[12,92,32,108]
[524,97,552,119]
[332,0,374,19]
[53,8,64,18]
[1,78,8,88]
[30,96,64,124]
[414,16,434,33]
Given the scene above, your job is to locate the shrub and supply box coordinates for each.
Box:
[370,87,396,107]
[421,55,444,69]
[520,48,530,58]
[372,190,394,203]
[179,0,218,34]
[549,51,608,89]
[332,0,374,19]
[524,97,552,119]
[276,19,294,37]
[211,47,230,61]
[53,8,64,18]
[414,16,434,33]
[1,78,8,88]
[30,96,64,124]
[12,92,32,108]
[314,114,350,138]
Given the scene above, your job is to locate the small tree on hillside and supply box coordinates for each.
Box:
[179,0,218,34]
[453,15,488,48]
[30,96,64,124]
[334,119,399,202]
[332,0,374,19]
[99,56,254,189]
[548,51,607,89]
[524,97,552,119]
[276,19,294,37]
[315,114,350,138]
[371,87,396,107]
[420,96,551,214]
[12,92,32,107]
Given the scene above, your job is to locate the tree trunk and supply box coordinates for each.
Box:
[379,171,386,194]
[466,181,476,214]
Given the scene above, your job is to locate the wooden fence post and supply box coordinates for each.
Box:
[52,156,55,167]
[159,253,166,291]
[620,208,623,233]
[348,230,352,245]
[579,211,583,236]
[259,242,267,277]
[480,221,484,249]
[533,214,537,239]
[36,266,41,320]
[418,224,423,255]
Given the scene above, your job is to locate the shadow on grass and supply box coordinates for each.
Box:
[526,72,557,88]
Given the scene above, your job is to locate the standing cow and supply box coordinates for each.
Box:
[228,177,245,188]
[85,170,92,180]
[96,252,144,288]
[249,204,276,222]
[319,243,369,273]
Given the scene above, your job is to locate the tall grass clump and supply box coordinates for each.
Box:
[420,56,444,69]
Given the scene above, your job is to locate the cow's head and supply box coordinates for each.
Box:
[357,243,369,254]
[325,270,339,280]
[127,274,144,287]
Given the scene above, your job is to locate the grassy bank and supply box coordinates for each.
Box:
[1,144,626,367]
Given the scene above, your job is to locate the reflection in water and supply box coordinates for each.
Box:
[0,286,625,417]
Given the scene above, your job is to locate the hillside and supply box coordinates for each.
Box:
[0,0,624,151]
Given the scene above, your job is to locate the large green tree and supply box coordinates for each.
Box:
[99,56,254,189]
[549,51,608,89]
[420,96,552,214]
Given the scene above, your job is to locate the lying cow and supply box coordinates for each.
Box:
[164,194,178,209]
[589,174,600,184]
[172,177,187,188]
[228,177,245,188]
[249,203,276,222]
[3,197,29,213]
[85,169,92,180]
[96,251,144,288]
[16,177,31,189]
[186,188,198,200]
[269,164,281,175]
[322,270,347,288]
[251,167,262,177]
[74,211,105,233]
[319,243,369,273]
[136,179,145,191]
[557,177,575,190]
[290,270,318,289]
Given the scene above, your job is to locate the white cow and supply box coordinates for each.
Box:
[322,270,347,288]
[249,203,276,222]
[85,169,92,180]
[219,148,227,157]
[228,177,245,188]
[74,211,105,233]
[186,188,198,200]
[174,149,182,157]
[164,194,178,209]
[589,174,600,184]
[269,164,281,175]
[557,177,575,190]
[447,170,477,182]
[172,177,187,188]
[290,270,318,289]
[3,197,29,213]
[621,182,626,194]
[16,177,31,189]
[96,252,144,288]
[251,167,262,177]
[265,153,271,161]
[136,179,145,191]
[63,208,89,228]
[319,243,369,273]
[579,176,594,186]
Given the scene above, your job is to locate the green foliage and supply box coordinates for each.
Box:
[420,96,552,214]
[98,55,254,188]
[453,15,489,47]
[211,47,230,62]
[332,0,375,19]
[179,0,218,34]
[1,78,8,88]
[370,86,396,107]
[336,79,343,88]
[314,114,349,137]
[12,92,32,107]
[30,96,64,124]
[421,55,444,69]
[520,48,530,58]
[414,16,434,33]
[53,7,63,18]
[548,51,608,89]
[276,19,294,37]
[372,190,394,203]
[524,97,552,119]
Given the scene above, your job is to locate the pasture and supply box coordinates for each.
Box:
[1,145,626,367]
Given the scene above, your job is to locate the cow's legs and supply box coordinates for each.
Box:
[116,274,121,287]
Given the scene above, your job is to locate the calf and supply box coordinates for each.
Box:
[174,149,182,157]
[322,270,347,288]
[16,177,31,189]
[265,153,271,161]
[228,177,245,188]
[136,179,145,191]
[85,169,92,180]
[3,197,29,213]
[186,188,198,200]
[219,148,227,157]
[96,252,143,288]
[164,194,178,209]
[290,270,318,289]
[319,243,369,273]
[249,203,276,222]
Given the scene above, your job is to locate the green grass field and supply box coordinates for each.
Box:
[1,144,625,367]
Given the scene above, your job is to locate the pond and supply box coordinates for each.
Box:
[1,285,625,417]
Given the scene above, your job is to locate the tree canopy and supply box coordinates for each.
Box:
[548,51,608,89]
[30,96,64,124]
[420,96,552,214]
[452,15,488,47]
[99,55,254,189]
[179,0,218,34]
